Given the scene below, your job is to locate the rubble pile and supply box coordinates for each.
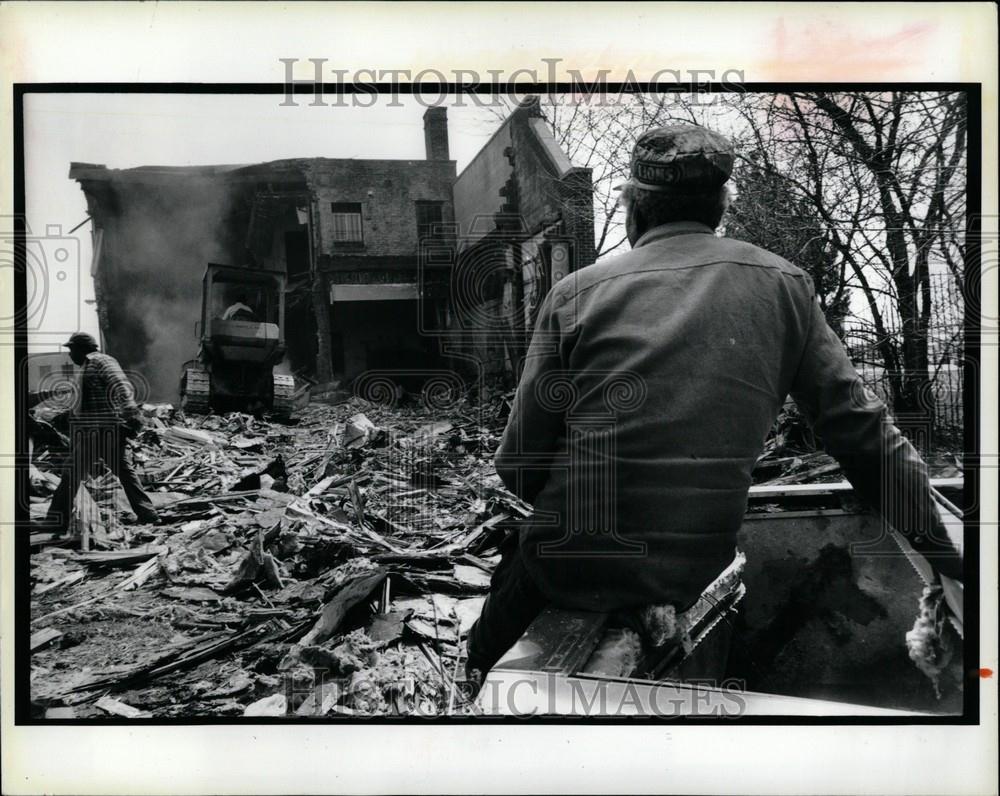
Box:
[27,395,961,718]
[29,393,523,718]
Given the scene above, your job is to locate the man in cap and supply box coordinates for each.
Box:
[466,123,962,685]
[42,332,160,532]
[221,290,257,322]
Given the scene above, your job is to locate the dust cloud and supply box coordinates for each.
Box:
[94,176,243,401]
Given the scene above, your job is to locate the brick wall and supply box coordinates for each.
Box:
[450,98,595,383]
[305,160,455,260]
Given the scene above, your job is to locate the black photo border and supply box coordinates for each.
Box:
[10,80,984,727]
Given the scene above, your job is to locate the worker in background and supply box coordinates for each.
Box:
[42,332,161,532]
[466,124,963,685]
[221,291,256,321]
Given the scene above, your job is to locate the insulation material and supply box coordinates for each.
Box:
[905,585,956,699]
[580,628,644,678]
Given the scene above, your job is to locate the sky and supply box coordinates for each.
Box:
[22,90,960,358]
[22,92,507,352]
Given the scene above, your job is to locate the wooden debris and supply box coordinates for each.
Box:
[300,569,388,646]
[762,459,841,485]
[231,437,266,452]
[30,532,72,549]
[73,544,167,568]
[27,393,570,716]
[118,556,162,591]
[34,570,85,595]
[30,627,64,651]
[162,586,222,603]
[27,387,963,718]
[95,696,152,718]
[162,426,218,447]
[304,474,338,499]
[44,707,76,719]
[453,564,492,590]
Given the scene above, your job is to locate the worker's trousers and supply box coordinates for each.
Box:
[43,421,158,532]
[466,531,734,686]
[466,531,547,680]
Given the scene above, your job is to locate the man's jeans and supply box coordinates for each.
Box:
[43,421,158,532]
[466,532,548,679]
[467,531,734,686]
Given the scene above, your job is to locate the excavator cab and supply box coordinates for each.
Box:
[180,264,295,420]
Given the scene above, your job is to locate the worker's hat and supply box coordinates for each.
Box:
[615,123,734,194]
[63,332,99,351]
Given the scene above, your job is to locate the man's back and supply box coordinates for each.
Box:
[470,121,958,687]
[499,222,848,611]
[78,351,137,420]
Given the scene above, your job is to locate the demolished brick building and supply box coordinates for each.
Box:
[70,98,595,401]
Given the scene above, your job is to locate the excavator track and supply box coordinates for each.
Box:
[181,366,211,415]
[270,374,295,420]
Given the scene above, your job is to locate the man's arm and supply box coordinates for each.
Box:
[789,293,962,581]
[96,356,141,422]
[494,287,571,504]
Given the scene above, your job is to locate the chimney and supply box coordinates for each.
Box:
[423,107,449,161]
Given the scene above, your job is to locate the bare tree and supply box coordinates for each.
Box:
[726,91,967,423]
[475,91,966,428]
[725,151,851,335]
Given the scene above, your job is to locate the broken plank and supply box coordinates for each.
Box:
[747,477,963,500]
[117,556,162,591]
[435,513,510,554]
[34,570,85,595]
[69,626,267,693]
[762,460,841,485]
[30,532,74,549]
[286,501,404,553]
[453,564,493,589]
[300,569,388,646]
[73,544,167,568]
[162,426,218,446]
[303,474,338,499]
[372,550,454,567]
[30,627,64,651]
[163,490,263,508]
[95,696,153,718]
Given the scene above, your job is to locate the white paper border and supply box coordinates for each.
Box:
[1,2,996,794]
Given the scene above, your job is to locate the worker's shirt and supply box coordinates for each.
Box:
[222,302,254,320]
[76,351,139,423]
[496,221,960,613]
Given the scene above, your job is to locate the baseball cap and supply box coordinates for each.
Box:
[616,123,734,193]
[63,332,99,350]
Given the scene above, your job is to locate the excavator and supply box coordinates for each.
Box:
[180,264,295,421]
